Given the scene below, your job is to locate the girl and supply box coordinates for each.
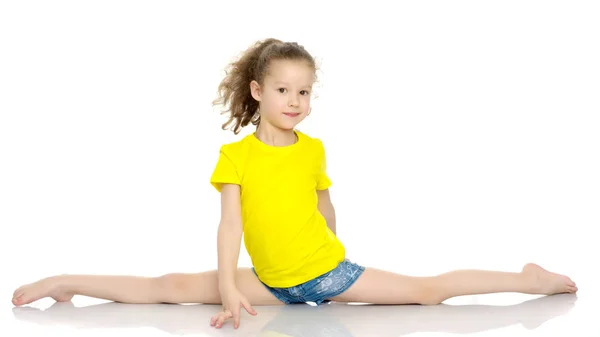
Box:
[12,38,577,330]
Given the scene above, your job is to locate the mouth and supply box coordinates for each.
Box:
[283,112,301,117]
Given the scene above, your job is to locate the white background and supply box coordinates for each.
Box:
[1,1,598,336]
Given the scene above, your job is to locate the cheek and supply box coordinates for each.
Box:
[260,96,279,110]
[261,99,287,117]
[303,99,312,112]
[266,95,285,107]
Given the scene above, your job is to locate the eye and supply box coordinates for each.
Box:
[278,88,311,96]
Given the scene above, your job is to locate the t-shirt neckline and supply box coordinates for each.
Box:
[251,130,302,151]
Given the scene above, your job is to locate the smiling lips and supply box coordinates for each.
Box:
[283,112,300,117]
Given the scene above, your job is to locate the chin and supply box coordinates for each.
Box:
[277,122,300,131]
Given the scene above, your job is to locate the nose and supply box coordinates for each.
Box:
[288,94,299,107]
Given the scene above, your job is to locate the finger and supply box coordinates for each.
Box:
[211,312,223,326]
[242,300,258,315]
[217,313,229,328]
[210,311,226,326]
[210,313,220,326]
[234,310,240,329]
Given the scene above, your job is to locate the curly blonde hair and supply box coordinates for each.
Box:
[212,38,319,135]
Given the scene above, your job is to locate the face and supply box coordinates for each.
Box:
[250,59,314,130]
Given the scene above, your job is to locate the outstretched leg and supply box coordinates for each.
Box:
[327,263,577,305]
[12,268,285,306]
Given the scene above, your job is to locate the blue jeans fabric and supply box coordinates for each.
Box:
[251,258,366,305]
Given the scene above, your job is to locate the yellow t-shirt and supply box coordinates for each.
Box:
[209,129,346,288]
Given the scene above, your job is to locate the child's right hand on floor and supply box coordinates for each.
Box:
[210,285,257,329]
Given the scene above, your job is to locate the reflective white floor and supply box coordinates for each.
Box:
[5,290,595,337]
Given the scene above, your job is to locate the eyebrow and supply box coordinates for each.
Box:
[273,81,312,89]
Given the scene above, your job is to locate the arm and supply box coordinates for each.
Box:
[217,183,243,291]
[317,188,336,236]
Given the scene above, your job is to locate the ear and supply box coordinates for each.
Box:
[250,80,262,102]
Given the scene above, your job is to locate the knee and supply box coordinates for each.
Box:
[416,282,445,305]
[154,273,186,303]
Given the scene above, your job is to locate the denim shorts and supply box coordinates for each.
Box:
[251,258,366,306]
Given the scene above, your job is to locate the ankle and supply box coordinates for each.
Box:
[51,274,73,294]
[520,268,540,294]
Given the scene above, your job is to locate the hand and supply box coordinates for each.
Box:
[210,286,257,329]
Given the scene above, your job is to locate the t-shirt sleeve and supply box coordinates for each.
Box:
[210,145,241,192]
[316,140,332,190]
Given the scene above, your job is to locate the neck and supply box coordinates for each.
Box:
[255,123,297,147]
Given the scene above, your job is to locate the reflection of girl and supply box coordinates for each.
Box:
[12,294,575,336]
[257,304,352,337]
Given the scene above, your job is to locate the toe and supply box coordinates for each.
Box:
[14,288,26,299]
[12,295,22,306]
[13,287,24,299]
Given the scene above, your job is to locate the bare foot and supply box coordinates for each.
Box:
[522,263,578,295]
[12,275,74,306]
